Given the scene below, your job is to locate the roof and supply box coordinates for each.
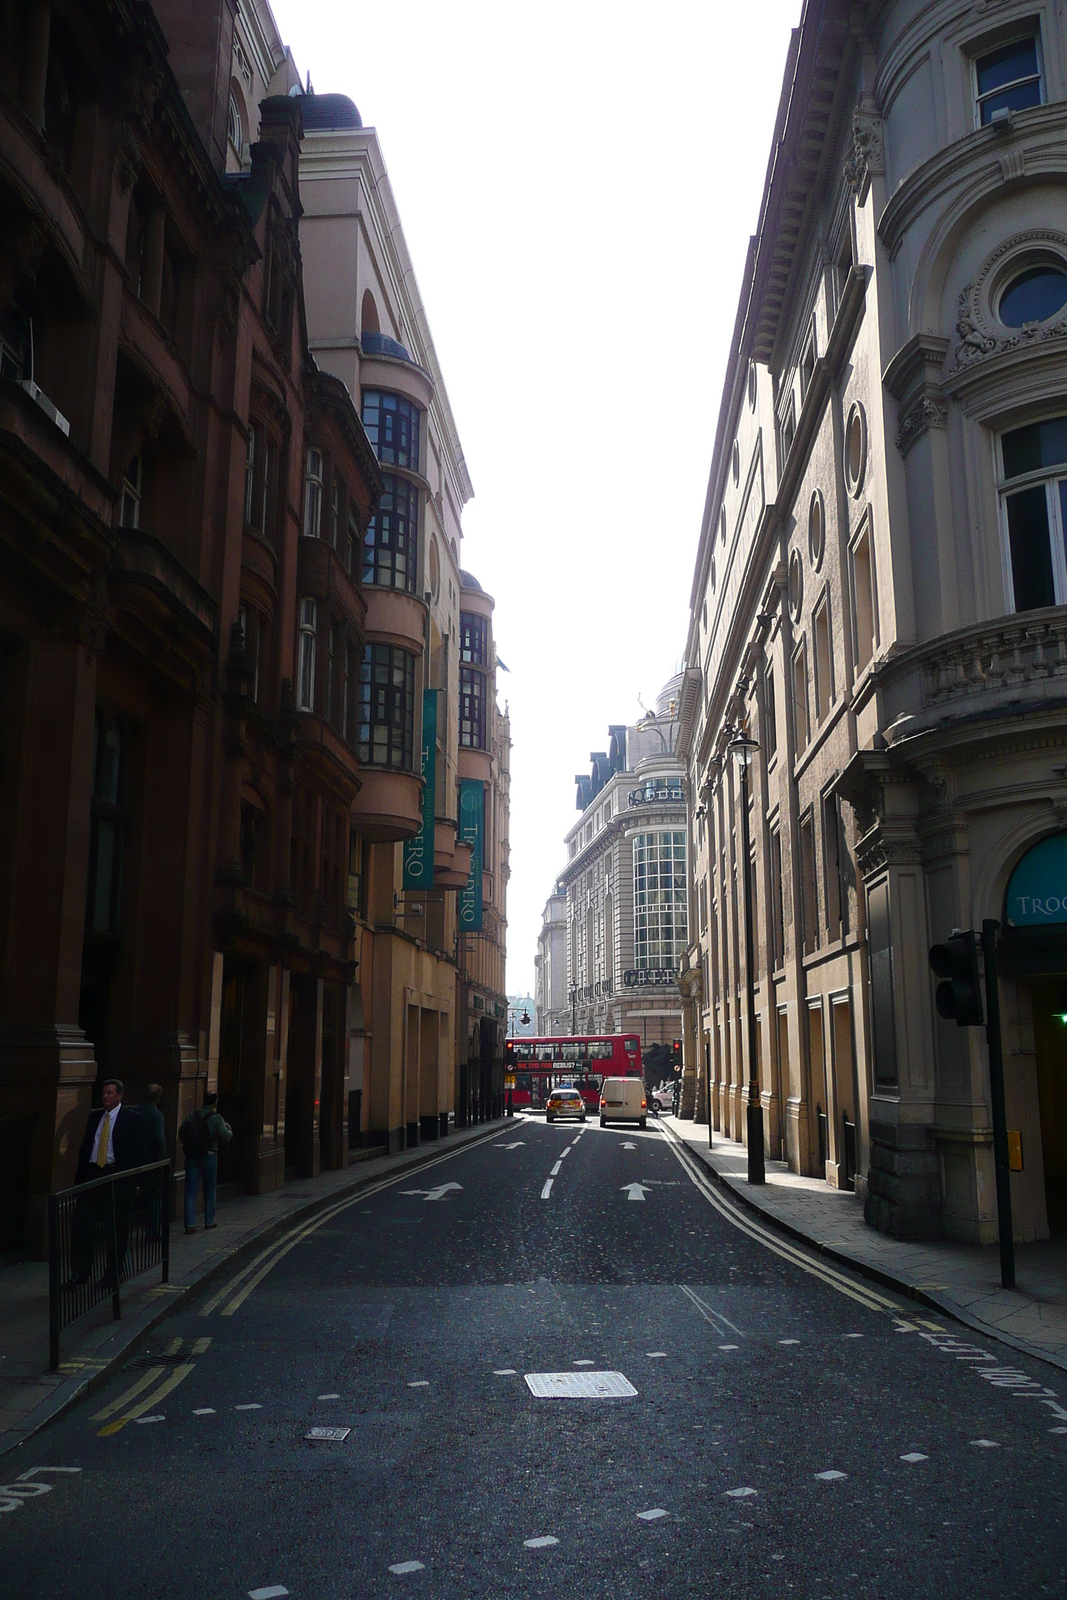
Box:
[300,92,363,131]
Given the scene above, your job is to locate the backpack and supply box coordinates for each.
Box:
[180,1110,212,1160]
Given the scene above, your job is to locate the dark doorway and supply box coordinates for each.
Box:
[217,957,265,1187]
[320,981,345,1171]
[0,1115,35,1254]
[1032,978,1067,1235]
[286,974,319,1180]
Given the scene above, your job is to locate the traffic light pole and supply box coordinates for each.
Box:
[981,919,1015,1290]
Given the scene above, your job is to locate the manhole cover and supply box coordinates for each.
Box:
[305,1426,351,1441]
[525,1371,636,1398]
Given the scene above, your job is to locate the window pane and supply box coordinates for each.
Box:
[1002,416,1067,480]
[976,37,1038,96]
[1006,484,1055,610]
[998,268,1067,328]
[979,77,1042,123]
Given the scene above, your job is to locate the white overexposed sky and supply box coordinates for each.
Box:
[270,0,802,995]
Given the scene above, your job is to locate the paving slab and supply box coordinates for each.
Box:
[663,1115,1067,1374]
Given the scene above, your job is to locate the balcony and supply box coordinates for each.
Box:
[352,766,423,843]
[363,586,426,656]
[458,745,491,784]
[433,818,473,889]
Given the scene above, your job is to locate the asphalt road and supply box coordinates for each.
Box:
[4,1114,1067,1599]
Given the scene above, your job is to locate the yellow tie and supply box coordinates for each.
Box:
[96,1111,112,1168]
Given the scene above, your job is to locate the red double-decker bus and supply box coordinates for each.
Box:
[504,1035,643,1112]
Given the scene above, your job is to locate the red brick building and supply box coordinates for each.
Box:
[0,0,379,1251]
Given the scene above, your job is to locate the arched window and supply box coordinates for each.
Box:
[361,289,380,336]
[227,90,243,153]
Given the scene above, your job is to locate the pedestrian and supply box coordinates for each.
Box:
[179,1092,232,1234]
[138,1084,167,1243]
[137,1084,166,1161]
[71,1079,148,1286]
[75,1079,149,1184]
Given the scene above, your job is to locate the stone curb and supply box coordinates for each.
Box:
[0,1118,510,1461]
[661,1119,1067,1378]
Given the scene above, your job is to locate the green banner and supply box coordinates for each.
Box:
[458,778,484,931]
[403,689,437,889]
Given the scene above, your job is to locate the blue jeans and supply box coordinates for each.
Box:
[184,1152,218,1228]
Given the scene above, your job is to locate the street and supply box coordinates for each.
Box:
[3,1115,1066,1599]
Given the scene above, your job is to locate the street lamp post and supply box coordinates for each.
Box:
[728,729,765,1185]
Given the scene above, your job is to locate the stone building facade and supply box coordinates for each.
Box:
[534,884,569,1037]
[0,0,382,1249]
[0,0,508,1249]
[680,0,1067,1244]
[557,682,686,1049]
[299,109,507,1145]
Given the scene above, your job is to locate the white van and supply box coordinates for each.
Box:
[599,1077,647,1129]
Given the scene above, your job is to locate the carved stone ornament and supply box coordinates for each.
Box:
[114,123,142,196]
[843,105,885,201]
[955,230,1067,367]
[13,220,47,286]
[895,393,947,454]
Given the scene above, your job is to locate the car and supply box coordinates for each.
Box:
[546,1087,587,1123]
[599,1076,647,1129]
[651,1089,673,1117]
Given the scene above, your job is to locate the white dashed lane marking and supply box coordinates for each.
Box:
[647,1351,667,1358]
[719,1343,739,1351]
[193,1408,215,1416]
[317,1393,340,1400]
[523,1536,559,1549]
[248,1588,288,1599]
[815,1470,847,1481]
[493,1369,516,1376]
[133,1415,165,1425]
[971,1439,1000,1448]
[778,1339,800,1346]
[407,1381,430,1388]
[901,1453,928,1462]
[540,1179,553,1199]
[637,1508,668,1521]
[725,1487,757,1499]
[389,1562,425,1575]
[235,1403,261,1411]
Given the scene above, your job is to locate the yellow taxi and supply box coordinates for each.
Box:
[545,1086,587,1123]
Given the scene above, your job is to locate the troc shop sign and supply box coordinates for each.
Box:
[1005,831,1067,925]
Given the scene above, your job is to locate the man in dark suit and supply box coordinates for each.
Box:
[75,1079,148,1184]
[71,1079,148,1286]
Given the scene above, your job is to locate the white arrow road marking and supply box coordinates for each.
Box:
[497,1143,526,1149]
[398,1182,463,1201]
[621,1183,650,1201]
[621,1142,637,1150]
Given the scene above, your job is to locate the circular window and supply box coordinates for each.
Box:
[719,506,727,546]
[788,548,803,620]
[845,402,867,497]
[808,490,825,570]
[732,440,740,484]
[747,361,757,410]
[998,264,1067,328]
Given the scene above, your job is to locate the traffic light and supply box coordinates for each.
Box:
[928,930,984,1027]
[671,1039,682,1077]
[504,1039,515,1068]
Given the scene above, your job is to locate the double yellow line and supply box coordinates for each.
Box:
[198,1121,510,1321]
[91,1337,211,1436]
[664,1130,903,1315]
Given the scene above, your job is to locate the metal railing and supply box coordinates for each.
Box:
[48,1160,170,1371]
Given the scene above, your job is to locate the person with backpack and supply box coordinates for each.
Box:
[179,1092,232,1234]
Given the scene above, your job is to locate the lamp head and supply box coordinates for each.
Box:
[727,732,760,770]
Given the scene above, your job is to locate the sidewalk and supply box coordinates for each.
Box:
[0,1117,507,1459]
[664,1115,1067,1374]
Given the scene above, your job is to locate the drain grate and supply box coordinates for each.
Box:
[525,1371,636,1398]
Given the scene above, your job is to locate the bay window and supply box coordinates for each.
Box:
[358,644,415,768]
